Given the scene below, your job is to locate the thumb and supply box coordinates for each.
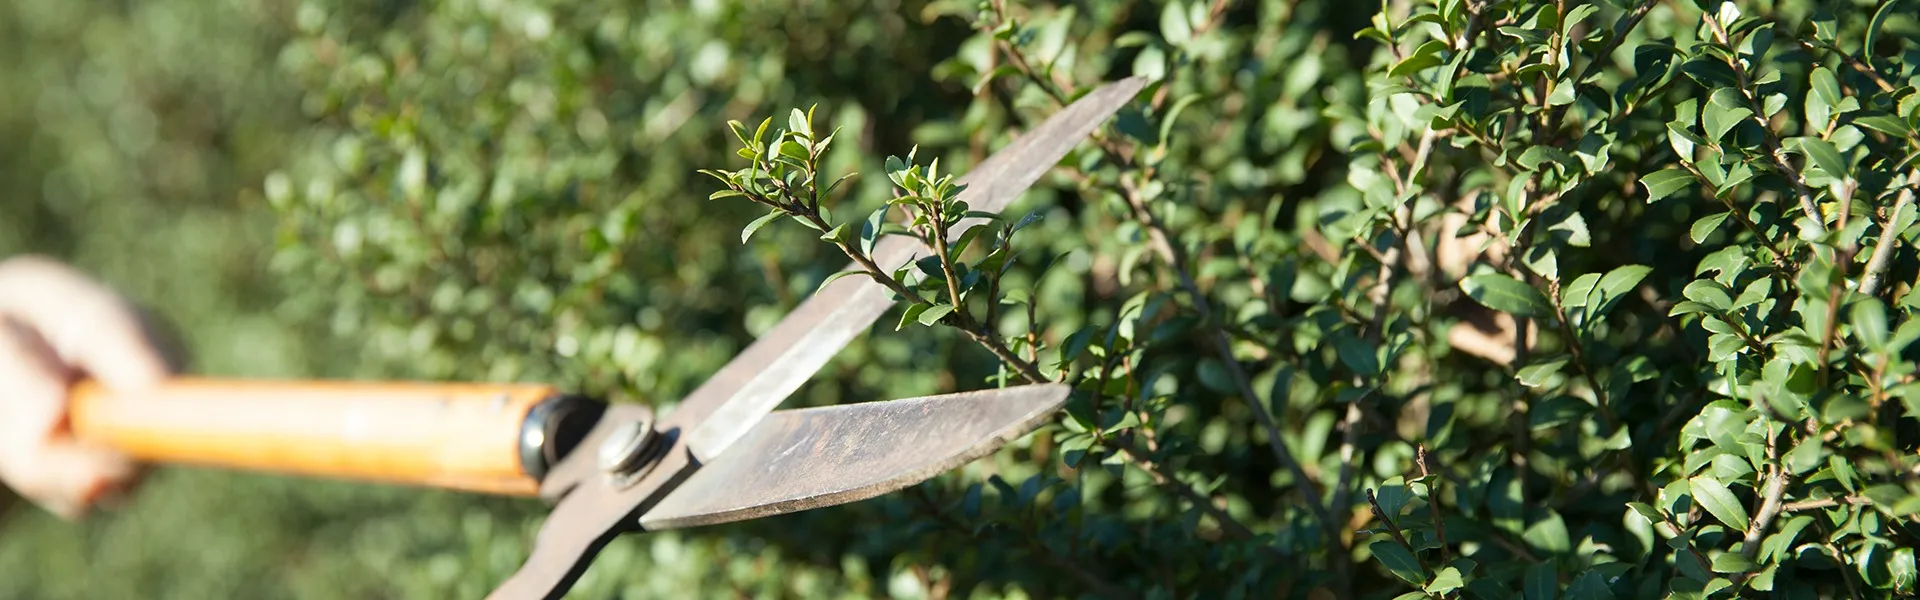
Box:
[0,317,141,520]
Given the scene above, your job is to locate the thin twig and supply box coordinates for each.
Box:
[1332,140,1419,532]
[1329,395,1370,521]
[1859,172,1917,296]
[1569,0,1657,86]
[1784,496,1874,512]
[1115,438,1258,541]
[1814,517,1868,600]
[1797,39,1898,94]
[1418,445,1451,564]
[1738,432,1790,563]
[1120,175,1335,534]
[1367,488,1429,574]
[988,27,1335,533]
[1703,13,1826,232]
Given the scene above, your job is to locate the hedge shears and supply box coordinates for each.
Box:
[63,76,1146,599]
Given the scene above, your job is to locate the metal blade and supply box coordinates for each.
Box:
[671,76,1147,464]
[638,384,1070,530]
[493,77,1144,600]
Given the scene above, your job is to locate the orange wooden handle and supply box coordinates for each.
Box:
[69,377,574,496]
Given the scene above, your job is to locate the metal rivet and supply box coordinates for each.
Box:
[597,418,657,476]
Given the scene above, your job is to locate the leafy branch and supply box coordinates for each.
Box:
[701,107,1047,383]
[975,0,1339,544]
[702,101,1271,563]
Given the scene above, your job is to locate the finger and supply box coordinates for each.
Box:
[0,317,139,520]
[0,255,171,390]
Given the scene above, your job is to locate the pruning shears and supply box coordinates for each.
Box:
[63,76,1146,600]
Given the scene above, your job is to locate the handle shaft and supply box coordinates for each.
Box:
[70,377,567,496]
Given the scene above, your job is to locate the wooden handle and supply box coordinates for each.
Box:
[69,377,569,496]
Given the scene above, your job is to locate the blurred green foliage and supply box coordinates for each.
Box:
[5,0,1920,598]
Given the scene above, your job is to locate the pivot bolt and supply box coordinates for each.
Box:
[597,417,658,477]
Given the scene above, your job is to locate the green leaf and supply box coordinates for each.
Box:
[1517,358,1568,387]
[1718,162,1756,192]
[1641,168,1695,201]
[1627,502,1667,530]
[819,222,856,244]
[1711,551,1758,573]
[1115,106,1158,145]
[1461,273,1552,317]
[1591,264,1651,312]
[1336,335,1381,377]
[1525,563,1558,600]
[1781,432,1822,474]
[1670,300,1714,316]
[1796,137,1848,180]
[1669,122,1707,159]
[788,107,811,138]
[1369,540,1427,585]
[1810,67,1843,109]
[1524,512,1571,554]
[1159,94,1204,146]
[1762,92,1788,119]
[1561,273,1601,308]
[960,483,983,517]
[1806,90,1832,128]
[1426,567,1465,595]
[1375,479,1412,523]
[1565,571,1616,600]
[752,117,772,148]
[1056,327,1094,368]
[1160,0,1194,46]
[1550,211,1591,247]
[777,139,809,163]
[910,303,948,328]
[1893,547,1916,593]
[898,303,930,331]
[971,65,1023,95]
[1855,111,1913,137]
[1546,80,1577,106]
[1390,40,1451,76]
[740,209,786,244]
[1763,515,1813,562]
[1196,358,1237,394]
[1733,277,1773,310]
[1563,3,1601,32]
[816,270,864,291]
[1704,88,1754,139]
[1852,299,1890,351]
[861,207,888,255]
[1683,280,1733,311]
[1692,212,1732,243]
[1530,395,1590,430]
[727,119,753,148]
[1680,57,1738,88]
[916,255,946,281]
[1689,474,1750,532]
[1867,0,1900,53]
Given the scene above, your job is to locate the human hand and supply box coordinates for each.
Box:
[0,255,174,520]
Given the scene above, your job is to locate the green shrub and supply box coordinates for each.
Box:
[5,0,1920,598]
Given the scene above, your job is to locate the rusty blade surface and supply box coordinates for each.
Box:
[638,384,1070,530]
